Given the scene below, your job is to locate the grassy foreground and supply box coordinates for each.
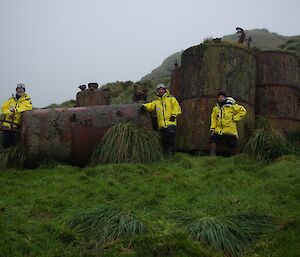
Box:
[0,153,299,257]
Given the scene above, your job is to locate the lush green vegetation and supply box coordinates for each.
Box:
[140,51,183,86]
[0,153,299,257]
[102,80,155,105]
[45,99,76,109]
[245,117,299,162]
[90,122,163,165]
[279,37,300,57]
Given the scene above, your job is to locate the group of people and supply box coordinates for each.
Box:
[1,83,246,157]
[141,84,247,156]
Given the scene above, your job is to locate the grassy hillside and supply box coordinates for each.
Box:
[0,154,299,257]
[278,36,300,57]
[140,50,183,85]
[222,28,288,50]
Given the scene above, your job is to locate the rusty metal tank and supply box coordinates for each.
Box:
[76,88,110,107]
[256,51,300,133]
[21,104,152,167]
[170,63,182,99]
[176,43,256,152]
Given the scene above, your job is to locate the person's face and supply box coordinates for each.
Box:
[16,87,25,96]
[157,88,166,97]
[217,95,226,102]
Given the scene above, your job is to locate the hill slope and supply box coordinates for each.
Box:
[140,50,183,85]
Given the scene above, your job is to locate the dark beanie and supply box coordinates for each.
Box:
[217,91,227,97]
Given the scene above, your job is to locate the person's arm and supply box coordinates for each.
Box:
[232,104,246,122]
[170,97,182,117]
[143,101,156,112]
[15,97,33,113]
[210,107,217,131]
[1,99,13,115]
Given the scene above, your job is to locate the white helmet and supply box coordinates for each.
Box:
[226,97,236,105]
[156,83,166,90]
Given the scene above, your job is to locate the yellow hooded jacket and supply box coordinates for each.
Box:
[143,91,182,129]
[210,101,246,137]
[1,93,33,129]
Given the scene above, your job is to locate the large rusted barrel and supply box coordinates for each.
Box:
[76,88,110,107]
[256,51,300,132]
[21,104,151,167]
[170,66,181,99]
[176,43,256,152]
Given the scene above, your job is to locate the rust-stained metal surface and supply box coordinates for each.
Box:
[76,88,110,107]
[175,43,256,152]
[21,104,152,167]
[176,98,254,152]
[179,44,256,105]
[257,51,299,87]
[256,51,300,132]
[170,66,182,100]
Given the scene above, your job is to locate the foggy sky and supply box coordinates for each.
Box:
[0,0,299,107]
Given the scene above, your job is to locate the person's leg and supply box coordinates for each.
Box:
[166,125,176,154]
[159,128,168,154]
[2,130,16,147]
[226,135,238,156]
[209,134,219,156]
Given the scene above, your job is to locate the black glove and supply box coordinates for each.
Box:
[140,105,147,112]
[169,115,176,122]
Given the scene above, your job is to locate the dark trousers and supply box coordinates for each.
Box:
[160,125,176,154]
[2,130,18,148]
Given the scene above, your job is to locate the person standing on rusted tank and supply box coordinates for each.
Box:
[209,92,246,156]
[1,83,33,147]
[140,83,182,155]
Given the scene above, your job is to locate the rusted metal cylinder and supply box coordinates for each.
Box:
[176,43,256,152]
[179,43,256,104]
[170,67,182,100]
[76,88,110,107]
[256,51,300,133]
[176,98,253,152]
[21,104,152,167]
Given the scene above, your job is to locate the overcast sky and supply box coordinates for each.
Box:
[0,0,299,107]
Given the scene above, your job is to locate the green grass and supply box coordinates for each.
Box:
[69,205,147,251]
[0,154,299,257]
[175,212,283,257]
[245,117,298,162]
[0,144,25,169]
[90,122,163,165]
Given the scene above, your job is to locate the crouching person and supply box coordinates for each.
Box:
[141,83,182,155]
[209,92,246,156]
[1,83,33,147]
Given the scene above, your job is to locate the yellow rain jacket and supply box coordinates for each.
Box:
[210,102,246,137]
[1,93,33,129]
[143,91,182,129]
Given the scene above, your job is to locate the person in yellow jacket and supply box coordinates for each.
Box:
[141,83,182,154]
[209,91,246,156]
[1,83,33,147]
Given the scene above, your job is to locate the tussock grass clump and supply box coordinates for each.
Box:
[69,205,147,248]
[245,117,295,162]
[286,128,300,151]
[0,145,25,169]
[90,122,163,164]
[176,212,282,257]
